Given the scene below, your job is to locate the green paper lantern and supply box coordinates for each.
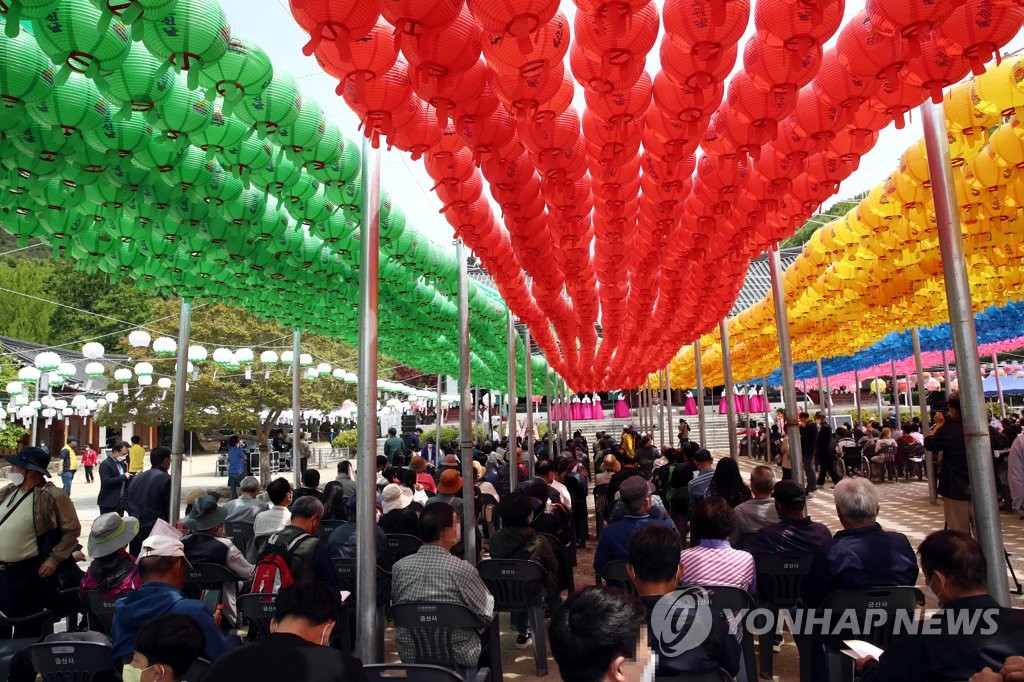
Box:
[84,175,134,209]
[193,162,242,207]
[289,189,334,226]
[123,188,166,224]
[202,213,230,242]
[254,154,301,199]
[197,36,271,116]
[11,122,75,168]
[100,215,140,242]
[167,194,209,226]
[107,239,146,272]
[0,101,26,132]
[141,0,230,91]
[0,21,55,104]
[0,205,42,245]
[34,175,79,211]
[82,107,151,158]
[252,200,288,240]
[1,3,58,37]
[277,96,324,159]
[73,222,115,257]
[130,134,183,173]
[28,71,107,135]
[95,41,174,117]
[302,120,341,172]
[166,145,214,192]
[87,0,177,40]
[219,186,266,225]
[234,70,301,139]
[190,104,248,159]
[31,1,130,83]
[104,161,153,190]
[149,72,212,141]
[216,132,271,187]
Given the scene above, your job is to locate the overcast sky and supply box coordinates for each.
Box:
[223,0,1024,256]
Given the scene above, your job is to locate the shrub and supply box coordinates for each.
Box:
[332,430,358,450]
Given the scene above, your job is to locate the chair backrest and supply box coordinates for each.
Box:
[28,641,115,682]
[317,519,346,540]
[698,585,756,682]
[224,522,255,553]
[332,557,358,593]
[599,560,638,596]
[364,663,465,682]
[477,559,548,609]
[841,446,862,462]
[237,593,278,640]
[817,586,925,649]
[593,484,608,513]
[181,657,210,682]
[183,563,241,595]
[387,533,424,562]
[877,444,897,462]
[754,552,814,608]
[391,602,486,668]
[82,591,118,635]
[0,607,53,638]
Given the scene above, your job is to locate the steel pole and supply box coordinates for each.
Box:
[745,383,753,459]
[993,354,1006,419]
[168,299,191,524]
[658,370,667,450]
[665,366,673,448]
[506,312,517,489]
[566,379,573,441]
[291,331,302,491]
[913,328,937,504]
[695,340,706,445]
[435,374,442,464]
[943,349,952,394]
[815,359,826,422]
[923,98,1008,605]
[762,377,771,434]
[891,359,901,427]
[455,239,476,563]
[545,368,553,455]
[769,246,803,484]
[523,328,534,476]
[644,378,652,437]
[355,137,381,659]
[855,368,863,428]
[720,320,738,460]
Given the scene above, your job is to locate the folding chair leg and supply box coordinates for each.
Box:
[529,605,548,677]
[488,617,503,682]
[758,628,774,680]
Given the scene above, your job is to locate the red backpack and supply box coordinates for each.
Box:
[250,532,313,594]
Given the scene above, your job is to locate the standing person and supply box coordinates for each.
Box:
[58,435,79,496]
[1008,428,1024,519]
[296,432,312,474]
[924,395,976,536]
[81,444,98,484]
[384,428,405,463]
[678,418,690,447]
[799,412,818,493]
[98,441,133,514]
[124,447,172,556]
[127,435,146,475]
[226,436,247,500]
[0,447,82,634]
[815,412,841,487]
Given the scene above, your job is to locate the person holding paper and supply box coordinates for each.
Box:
[857,531,1024,682]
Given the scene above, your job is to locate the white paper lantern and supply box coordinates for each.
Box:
[152,337,177,356]
[18,367,41,384]
[212,348,234,365]
[47,372,64,388]
[41,407,56,419]
[317,362,331,375]
[61,407,73,416]
[138,375,153,386]
[128,330,151,348]
[114,368,133,383]
[54,400,67,410]
[134,362,154,377]
[157,377,172,389]
[5,381,22,396]
[85,362,105,377]
[299,353,313,367]
[34,352,61,372]
[57,363,76,379]
[70,395,87,408]
[82,342,105,359]
[260,350,279,364]
[40,395,56,408]
[14,395,28,406]
[332,368,346,380]
[17,406,36,420]
[29,400,42,410]
[235,348,254,364]
[281,351,294,364]
[104,392,119,403]
[343,372,357,383]
[85,399,97,411]
[188,345,208,363]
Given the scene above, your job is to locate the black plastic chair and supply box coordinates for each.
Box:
[330,558,387,660]
[597,560,638,596]
[753,553,814,681]
[699,585,757,682]
[183,563,242,606]
[387,533,424,562]
[317,519,346,541]
[81,591,118,636]
[237,593,278,641]
[478,495,500,539]
[0,608,53,682]
[477,559,550,676]
[654,670,731,682]
[27,641,115,682]
[182,657,210,682]
[816,586,925,682]
[364,663,465,682]
[224,521,255,554]
[593,484,609,537]
[539,532,576,594]
[391,602,501,682]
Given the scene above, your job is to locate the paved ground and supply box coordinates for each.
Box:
[53,447,1024,681]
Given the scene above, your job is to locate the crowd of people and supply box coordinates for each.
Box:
[5,401,1024,681]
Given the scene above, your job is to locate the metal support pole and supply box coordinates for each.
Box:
[659,370,667,450]
[523,328,534,476]
[292,331,302,492]
[769,246,803,484]
[644,378,652,437]
[355,137,381,659]
[993,353,1006,419]
[802,380,809,413]
[913,328,937,504]
[876,382,883,424]
[565,379,573,440]
[943,349,952,394]
[506,312,517,489]
[456,239,476,563]
[168,299,191,524]
[762,377,771,434]
[815,359,826,422]
[29,383,39,447]
[855,368,863,428]
[923,98,1008,605]
[891,359,901,426]
[745,383,753,460]
[435,375,442,464]
[545,368,553,455]
[665,366,673,449]
[720,320,738,460]
[825,376,833,421]
[695,340,706,446]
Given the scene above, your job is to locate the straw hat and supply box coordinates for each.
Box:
[381,483,413,514]
[88,513,140,559]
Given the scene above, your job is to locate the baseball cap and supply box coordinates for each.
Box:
[137,535,192,568]
[772,480,807,504]
[619,476,652,506]
[693,448,713,462]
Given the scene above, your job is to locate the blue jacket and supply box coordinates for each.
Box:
[593,514,678,573]
[227,447,247,475]
[111,581,234,661]
[803,523,919,606]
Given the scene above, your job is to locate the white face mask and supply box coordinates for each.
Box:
[122,664,157,682]
[319,622,332,646]
[640,654,657,682]
[926,575,945,608]
[8,472,24,486]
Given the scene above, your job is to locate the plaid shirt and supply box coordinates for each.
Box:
[392,544,495,666]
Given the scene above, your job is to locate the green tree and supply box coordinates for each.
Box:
[0,345,28,451]
[780,199,863,248]
[0,258,55,343]
[95,300,369,484]
[45,268,157,354]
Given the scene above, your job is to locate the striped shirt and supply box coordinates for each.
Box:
[680,540,756,594]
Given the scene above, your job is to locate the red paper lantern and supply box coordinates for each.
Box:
[660,34,737,91]
[584,71,651,126]
[467,0,562,53]
[664,0,749,38]
[386,100,441,159]
[290,0,381,55]
[340,57,416,144]
[652,71,723,122]
[837,11,905,90]
[754,0,843,59]
[314,18,397,99]
[381,0,463,36]
[904,40,970,104]
[491,63,568,122]
[867,76,927,128]
[409,59,488,125]
[743,34,822,95]
[457,106,517,156]
[397,5,481,81]
[812,47,877,112]
[574,3,659,86]
[790,90,847,149]
[866,0,956,57]
[827,126,877,165]
[934,0,1024,76]
[480,11,570,78]
[726,71,797,137]
[569,42,645,93]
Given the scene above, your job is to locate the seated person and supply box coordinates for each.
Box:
[291,469,324,508]
[549,586,654,682]
[181,494,255,627]
[679,497,756,594]
[124,614,205,682]
[262,496,340,591]
[203,582,367,682]
[253,478,293,552]
[81,512,142,600]
[379,483,420,536]
[687,449,716,504]
[593,477,678,575]
[629,525,741,679]
[327,494,393,580]
[223,476,268,524]
[112,536,235,662]
[804,477,918,605]
[732,465,780,546]
[746,480,833,557]
[410,455,437,494]
[334,460,357,500]
[860,531,1024,682]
